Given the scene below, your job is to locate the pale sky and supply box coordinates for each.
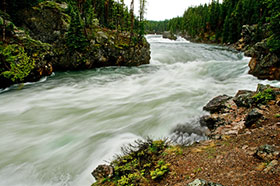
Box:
[124,0,211,21]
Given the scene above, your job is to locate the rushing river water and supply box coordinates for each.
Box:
[0,35,279,186]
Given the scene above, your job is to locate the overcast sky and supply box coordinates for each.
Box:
[124,0,211,21]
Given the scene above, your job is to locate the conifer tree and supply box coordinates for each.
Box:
[66,4,87,51]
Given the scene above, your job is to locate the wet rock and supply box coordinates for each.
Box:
[170,123,208,145]
[200,115,221,130]
[162,31,177,40]
[233,90,254,108]
[187,178,224,186]
[234,24,280,81]
[203,95,232,114]
[92,164,114,181]
[247,40,280,80]
[254,145,280,161]
[244,108,263,128]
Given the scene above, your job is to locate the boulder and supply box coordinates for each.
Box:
[244,108,263,128]
[162,31,177,40]
[200,115,222,130]
[235,24,280,81]
[248,51,280,80]
[92,164,114,181]
[203,95,232,114]
[187,179,224,186]
[0,15,53,89]
[1,1,151,89]
[19,1,70,43]
[254,144,280,161]
[233,90,254,108]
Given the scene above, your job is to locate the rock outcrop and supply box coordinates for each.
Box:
[200,84,280,137]
[0,1,150,89]
[0,12,53,89]
[234,24,280,80]
[162,31,177,40]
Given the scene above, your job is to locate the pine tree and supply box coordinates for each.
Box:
[66,4,87,51]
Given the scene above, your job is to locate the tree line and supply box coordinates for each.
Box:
[1,0,148,43]
[146,0,280,53]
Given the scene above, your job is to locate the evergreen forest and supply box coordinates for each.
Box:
[146,0,280,53]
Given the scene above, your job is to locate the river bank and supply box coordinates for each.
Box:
[178,22,280,81]
[0,1,150,89]
[1,33,279,186]
[92,84,280,186]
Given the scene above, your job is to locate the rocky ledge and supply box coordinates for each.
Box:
[92,84,280,186]
[0,1,150,89]
[234,24,280,80]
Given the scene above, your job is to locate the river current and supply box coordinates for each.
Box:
[0,35,279,186]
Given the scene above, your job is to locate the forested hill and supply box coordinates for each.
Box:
[146,0,279,51]
[3,0,143,33]
[0,0,150,89]
[146,0,280,80]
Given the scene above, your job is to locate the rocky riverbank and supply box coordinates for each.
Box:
[233,24,280,80]
[0,1,150,89]
[179,23,280,81]
[92,84,280,186]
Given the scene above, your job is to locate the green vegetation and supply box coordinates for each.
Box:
[0,44,35,82]
[252,88,276,104]
[93,139,170,185]
[146,0,280,53]
[265,0,280,53]
[0,0,149,86]
[150,160,170,180]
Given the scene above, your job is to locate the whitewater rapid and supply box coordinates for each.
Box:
[0,35,279,186]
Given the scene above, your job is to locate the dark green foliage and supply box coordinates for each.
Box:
[1,0,43,25]
[147,0,278,47]
[252,88,276,104]
[66,4,88,51]
[2,0,142,38]
[265,0,280,53]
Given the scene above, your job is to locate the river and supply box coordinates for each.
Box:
[0,35,279,186]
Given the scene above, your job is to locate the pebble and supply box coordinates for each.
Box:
[264,160,278,173]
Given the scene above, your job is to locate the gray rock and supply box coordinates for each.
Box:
[19,1,70,43]
[187,179,224,186]
[162,31,177,40]
[233,90,254,108]
[244,108,263,128]
[200,115,220,130]
[254,144,280,161]
[203,95,232,114]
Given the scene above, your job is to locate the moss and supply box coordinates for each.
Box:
[252,88,276,104]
